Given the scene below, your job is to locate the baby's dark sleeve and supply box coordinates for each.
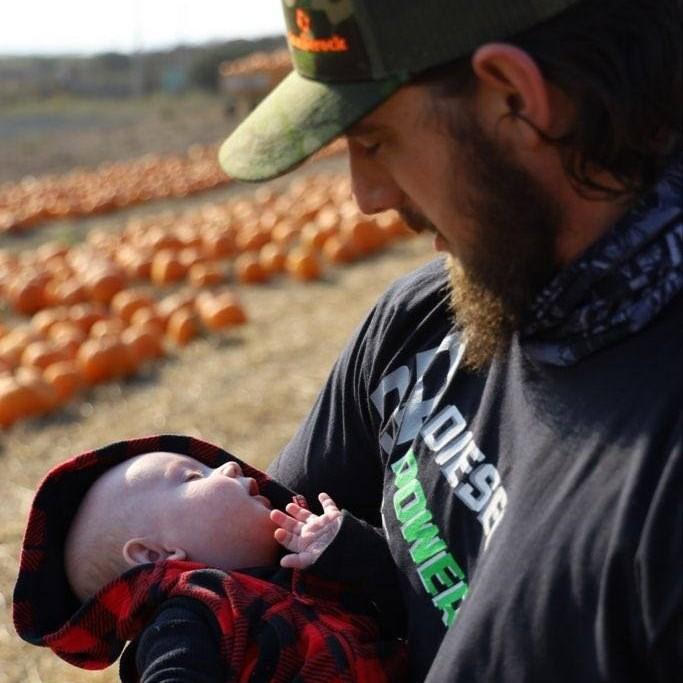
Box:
[129,597,225,682]
[312,510,407,637]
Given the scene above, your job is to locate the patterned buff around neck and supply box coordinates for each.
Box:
[522,155,683,366]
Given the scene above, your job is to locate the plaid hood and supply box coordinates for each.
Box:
[12,434,302,661]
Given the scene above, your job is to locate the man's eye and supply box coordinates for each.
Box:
[184,472,202,482]
[363,141,381,156]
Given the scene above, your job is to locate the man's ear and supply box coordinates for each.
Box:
[122,538,188,567]
[471,43,554,145]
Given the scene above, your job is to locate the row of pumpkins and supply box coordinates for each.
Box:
[0,170,414,428]
[0,288,247,428]
[0,171,412,317]
[0,138,345,234]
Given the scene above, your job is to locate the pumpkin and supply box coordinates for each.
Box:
[196,292,247,330]
[157,292,196,328]
[0,376,35,427]
[285,247,322,281]
[111,289,154,324]
[90,318,125,338]
[202,231,236,259]
[258,242,288,274]
[188,262,226,288]
[235,253,269,284]
[86,268,126,305]
[15,367,58,416]
[43,360,83,403]
[129,307,166,336]
[122,326,164,363]
[77,336,133,384]
[21,340,70,370]
[341,217,386,254]
[7,275,48,314]
[322,234,357,264]
[166,309,198,346]
[31,307,70,336]
[69,303,108,334]
[150,250,187,284]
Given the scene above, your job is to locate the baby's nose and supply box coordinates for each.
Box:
[219,461,243,477]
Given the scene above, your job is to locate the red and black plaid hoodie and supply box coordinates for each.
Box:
[13,434,406,682]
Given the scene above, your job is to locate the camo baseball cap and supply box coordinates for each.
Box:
[219,0,583,182]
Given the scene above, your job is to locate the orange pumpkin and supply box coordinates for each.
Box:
[188,262,226,288]
[31,307,70,336]
[7,275,48,314]
[341,217,386,254]
[69,303,108,334]
[46,278,89,306]
[166,309,198,346]
[111,289,154,324]
[21,340,70,370]
[258,242,288,274]
[15,367,58,417]
[0,376,35,427]
[43,360,83,403]
[322,235,358,264]
[157,292,196,328]
[86,269,126,305]
[150,250,187,285]
[235,227,271,253]
[0,326,41,368]
[196,292,247,330]
[235,253,269,284]
[202,231,236,260]
[122,326,164,363]
[285,247,322,282]
[90,318,125,338]
[129,307,165,337]
[77,336,133,384]
[271,220,300,246]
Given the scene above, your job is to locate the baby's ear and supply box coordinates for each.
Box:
[123,538,187,566]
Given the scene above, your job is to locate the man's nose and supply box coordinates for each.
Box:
[348,141,404,215]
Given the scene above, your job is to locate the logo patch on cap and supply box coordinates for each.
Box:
[288,6,349,53]
[282,0,372,80]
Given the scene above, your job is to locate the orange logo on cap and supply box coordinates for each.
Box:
[296,8,311,35]
[288,7,349,54]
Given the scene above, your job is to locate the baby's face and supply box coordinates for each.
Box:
[121,451,278,570]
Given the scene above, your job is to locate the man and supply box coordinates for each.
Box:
[220,1,682,680]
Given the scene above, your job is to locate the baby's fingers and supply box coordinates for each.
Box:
[270,509,304,535]
[284,502,313,522]
[280,550,316,569]
[319,492,341,514]
[274,527,302,553]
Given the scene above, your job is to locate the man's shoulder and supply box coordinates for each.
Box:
[374,257,450,320]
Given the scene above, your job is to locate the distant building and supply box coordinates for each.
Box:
[218,48,292,120]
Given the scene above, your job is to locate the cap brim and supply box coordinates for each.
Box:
[219,69,406,182]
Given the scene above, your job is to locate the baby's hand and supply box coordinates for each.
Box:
[270,493,342,569]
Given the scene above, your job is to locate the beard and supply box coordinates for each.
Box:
[400,111,562,371]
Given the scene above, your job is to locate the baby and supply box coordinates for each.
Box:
[13,434,405,682]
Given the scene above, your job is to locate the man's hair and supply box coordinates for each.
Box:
[416,0,682,198]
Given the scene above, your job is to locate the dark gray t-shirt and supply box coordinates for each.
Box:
[271,257,682,682]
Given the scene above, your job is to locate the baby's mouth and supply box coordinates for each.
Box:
[248,478,272,508]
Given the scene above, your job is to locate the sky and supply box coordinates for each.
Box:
[1,0,285,56]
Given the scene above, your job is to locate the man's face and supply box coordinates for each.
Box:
[346,85,561,368]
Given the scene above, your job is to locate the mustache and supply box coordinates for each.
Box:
[398,207,438,234]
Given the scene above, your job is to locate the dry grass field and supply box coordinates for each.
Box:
[0,92,435,682]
